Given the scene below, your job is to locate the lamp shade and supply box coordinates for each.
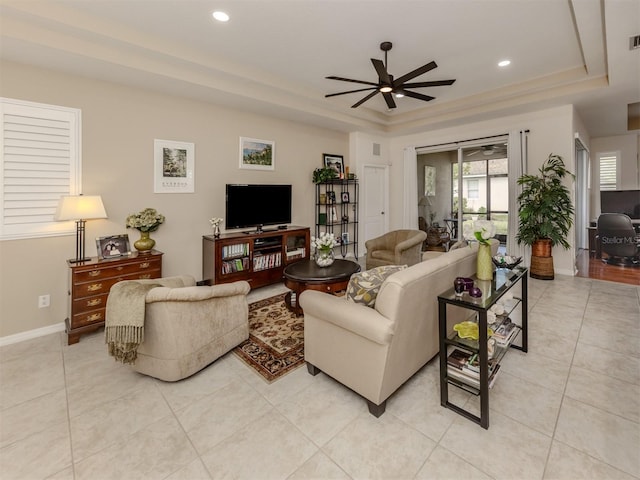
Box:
[55,195,107,221]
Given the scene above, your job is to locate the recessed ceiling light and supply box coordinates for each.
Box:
[212,11,229,22]
[498,60,511,67]
[395,92,404,98]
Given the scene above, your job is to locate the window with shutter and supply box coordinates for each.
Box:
[598,152,618,191]
[1,98,81,240]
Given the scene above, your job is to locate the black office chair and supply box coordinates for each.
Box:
[597,213,640,266]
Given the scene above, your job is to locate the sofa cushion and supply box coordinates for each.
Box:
[449,240,468,250]
[345,265,407,308]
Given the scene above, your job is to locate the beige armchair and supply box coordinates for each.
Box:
[113,275,250,381]
[365,229,427,269]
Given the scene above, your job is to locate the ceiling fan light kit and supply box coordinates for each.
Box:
[325,41,456,109]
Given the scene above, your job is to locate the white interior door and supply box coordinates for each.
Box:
[362,165,388,247]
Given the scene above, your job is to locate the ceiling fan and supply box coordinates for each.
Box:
[325,41,456,109]
[465,144,508,157]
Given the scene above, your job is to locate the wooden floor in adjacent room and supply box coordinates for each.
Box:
[575,249,640,286]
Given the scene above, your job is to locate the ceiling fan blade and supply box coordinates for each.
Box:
[351,90,379,108]
[382,92,396,109]
[326,76,379,87]
[466,150,480,156]
[371,58,391,84]
[401,90,435,102]
[325,87,377,98]
[401,79,456,88]
[393,61,438,85]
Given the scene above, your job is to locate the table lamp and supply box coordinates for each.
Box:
[55,194,107,263]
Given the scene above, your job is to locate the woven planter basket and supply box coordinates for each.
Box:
[530,255,554,280]
[531,239,552,257]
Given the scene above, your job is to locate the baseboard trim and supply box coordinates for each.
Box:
[0,322,66,347]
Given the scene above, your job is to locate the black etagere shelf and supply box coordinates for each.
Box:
[314,179,358,259]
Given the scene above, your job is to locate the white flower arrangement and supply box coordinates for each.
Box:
[209,217,223,227]
[462,219,496,245]
[311,232,337,251]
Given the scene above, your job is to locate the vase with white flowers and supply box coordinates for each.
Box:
[463,219,496,280]
[311,232,338,267]
[209,217,223,237]
[126,208,165,253]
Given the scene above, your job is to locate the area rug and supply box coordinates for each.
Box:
[233,293,305,382]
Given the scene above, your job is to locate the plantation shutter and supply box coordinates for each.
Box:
[0,98,81,240]
[598,153,618,191]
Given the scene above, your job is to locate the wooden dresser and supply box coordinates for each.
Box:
[66,250,163,344]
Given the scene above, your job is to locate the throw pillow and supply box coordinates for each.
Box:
[345,265,407,308]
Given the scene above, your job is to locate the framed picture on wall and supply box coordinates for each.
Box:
[154,139,195,193]
[239,137,275,170]
[341,191,350,203]
[96,234,131,259]
[323,154,344,177]
[425,165,436,196]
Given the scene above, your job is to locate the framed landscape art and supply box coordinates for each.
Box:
[240,137,275,170]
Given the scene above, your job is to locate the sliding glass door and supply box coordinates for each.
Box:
[453,151,509,243]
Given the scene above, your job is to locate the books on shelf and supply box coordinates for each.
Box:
[222,243,249,259]
[446,348,500,389]
[286,247,306,260]
[221,257,249,274]
[253,252,282,271]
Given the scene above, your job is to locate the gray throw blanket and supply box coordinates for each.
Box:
[105,281,160,364]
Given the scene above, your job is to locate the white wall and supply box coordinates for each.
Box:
[378,105,578,276]
[0,60,349,339]
[590,133,640,217]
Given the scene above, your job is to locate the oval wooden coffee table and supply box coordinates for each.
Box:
[283,259,361,315]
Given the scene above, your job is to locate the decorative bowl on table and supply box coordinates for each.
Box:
[492,254,523,270]
[453,321,494,340]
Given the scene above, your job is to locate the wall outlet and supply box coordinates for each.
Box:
[38,294,50,308]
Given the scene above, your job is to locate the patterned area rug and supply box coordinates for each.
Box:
[233,293,305,382]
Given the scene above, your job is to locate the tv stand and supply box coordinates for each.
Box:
[202,226,310,289]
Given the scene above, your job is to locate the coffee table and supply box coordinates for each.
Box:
[283,259,361,315]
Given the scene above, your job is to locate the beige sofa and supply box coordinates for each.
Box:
[300,240,499,416]
[118,275,250,381]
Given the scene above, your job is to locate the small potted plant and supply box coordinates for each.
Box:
[516,154,574,279]
[312,167,338,184]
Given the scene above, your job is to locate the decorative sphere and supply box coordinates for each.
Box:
[469,286,483,298]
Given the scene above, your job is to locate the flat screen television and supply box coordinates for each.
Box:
[225,184,292,231]
[600,190,640,220]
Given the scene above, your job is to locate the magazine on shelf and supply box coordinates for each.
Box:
[448,363,501,389]
[492,316,519,346]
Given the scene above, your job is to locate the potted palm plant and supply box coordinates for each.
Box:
[516,154,574,279]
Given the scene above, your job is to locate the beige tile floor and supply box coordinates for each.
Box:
[1,275,639,480]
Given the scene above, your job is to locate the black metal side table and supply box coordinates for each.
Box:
[437,267,528,429]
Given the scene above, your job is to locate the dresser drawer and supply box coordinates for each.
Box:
[72,308,105,328]
[71,268,161,298]
[72,258,161,282]
[72,292,109,315]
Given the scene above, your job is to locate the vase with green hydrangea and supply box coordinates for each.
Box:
[126,208,165,253]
